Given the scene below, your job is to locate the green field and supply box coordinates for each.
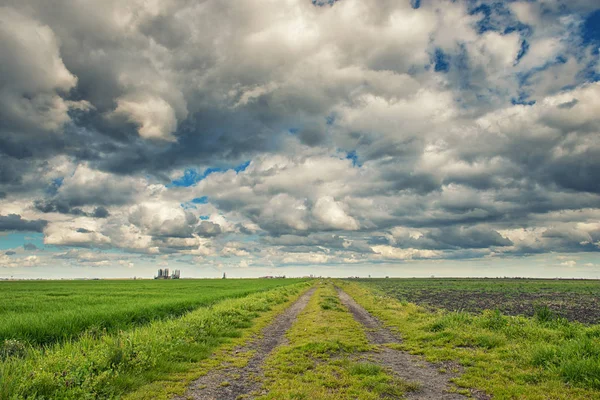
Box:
[0,279,302,346]
[0,279,310,399]
[2,278,600,399]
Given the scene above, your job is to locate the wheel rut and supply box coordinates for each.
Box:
[337,288,471,400]
[175,287,316,400]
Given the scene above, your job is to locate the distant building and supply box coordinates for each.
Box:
[154,269,181,279]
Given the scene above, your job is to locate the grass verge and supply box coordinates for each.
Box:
[338,280,600,400]
[0,281,311,400]
[258,281,418,400]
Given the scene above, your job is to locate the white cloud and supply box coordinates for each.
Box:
[313,196,359,231]
[1,0,600,276]
[113,94,178,141]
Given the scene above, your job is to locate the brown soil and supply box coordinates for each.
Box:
[175,287,316,400]
[395,289,600,324]
[337,288,480,400]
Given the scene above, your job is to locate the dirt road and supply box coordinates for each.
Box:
[176,287,316,400]
[176,284,482,399]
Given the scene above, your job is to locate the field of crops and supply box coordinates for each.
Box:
[0,279,302,346]
[356,278,600,324]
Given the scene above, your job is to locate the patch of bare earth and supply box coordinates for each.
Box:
[175,287,316,400]
[337,288,487,400]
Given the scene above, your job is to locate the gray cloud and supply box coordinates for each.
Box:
[23,243,38,250]
[34,199,111,218]
[0,214,47,232]
[196,221,222,238]
[1,0,600,270]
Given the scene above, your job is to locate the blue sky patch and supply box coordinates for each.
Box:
[192,196,209,204]
[582,9,600,47]
[170,161,251,187]
[511,94,536,106]
[433,48,450,72]
[46,177,64,196]
[234,160,250,173]
[346,150,361,167]
[312,0,337,7]
[0,232,45,251]
[515,40,529,65]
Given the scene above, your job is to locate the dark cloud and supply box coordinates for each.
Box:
[196,221,222,237]
[5,251,16,256]
[93,207,110,218]
[23,243,38,250]
[557,99,579,109]
[34,200,111,218]
[0,157,23,185]
[34,199,71,214]
[428,226,513,249]
[0,214,47,232]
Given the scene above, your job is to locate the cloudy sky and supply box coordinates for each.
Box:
[1,0,600,279]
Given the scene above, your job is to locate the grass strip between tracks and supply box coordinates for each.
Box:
[257,281,418,400]
[338,280,600,400]
[0,281,312,400]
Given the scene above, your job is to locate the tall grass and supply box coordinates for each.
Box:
[0,279,301,346]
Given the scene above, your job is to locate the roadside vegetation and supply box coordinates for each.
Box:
[0,281,309,400]
[339,280,600,399]
[259,281,418,399]
[0,279,301,346]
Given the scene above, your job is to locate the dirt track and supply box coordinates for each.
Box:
[177,285,488,399]
[337,288,470,400]
[175,287,316,400]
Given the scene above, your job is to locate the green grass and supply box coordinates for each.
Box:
[0,279,302,346]
[0,281,311,400]
[339,280,600,399]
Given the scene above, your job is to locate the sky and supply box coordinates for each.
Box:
[1,0,600,279]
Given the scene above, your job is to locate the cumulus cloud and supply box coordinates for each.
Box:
[1,0,600,273]
[313,196,359,231]
[0,7,88,135]
[112,94,179,141]
[0,254,40,268]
